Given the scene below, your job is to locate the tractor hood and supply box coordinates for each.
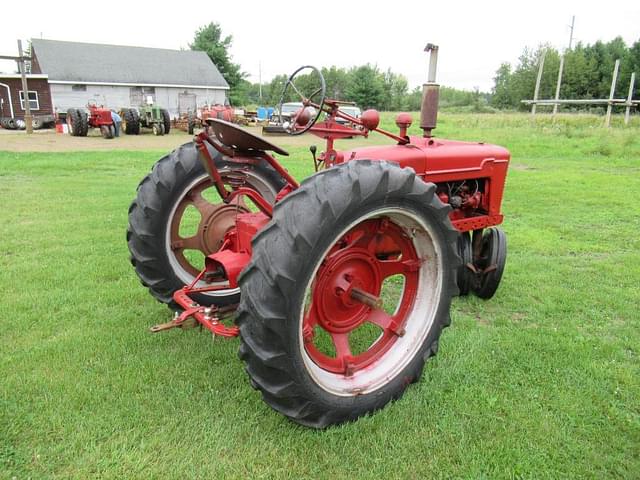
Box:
[340,136,510,175]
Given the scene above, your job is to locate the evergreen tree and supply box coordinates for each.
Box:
[190,23,245,104]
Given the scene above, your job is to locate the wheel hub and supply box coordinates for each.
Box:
[199,203,244,253]
[315,248,381,334]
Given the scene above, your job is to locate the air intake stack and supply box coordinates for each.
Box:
[421,43,440,138]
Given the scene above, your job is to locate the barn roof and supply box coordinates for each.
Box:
[30,39,229,89]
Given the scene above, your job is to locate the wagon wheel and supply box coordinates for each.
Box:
[127,141,286,308]
[277,65,326,135]
[237,160,459,427]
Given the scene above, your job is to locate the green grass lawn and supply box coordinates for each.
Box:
[1,113,639,478]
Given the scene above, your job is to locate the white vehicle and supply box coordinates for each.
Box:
[334,105,362,125]
[264,102,317,134]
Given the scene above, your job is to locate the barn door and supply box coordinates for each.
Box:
[179,92,196,115]
[130,87,156,106]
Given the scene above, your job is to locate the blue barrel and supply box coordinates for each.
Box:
[267,107,274,118]
[257,107,267,120]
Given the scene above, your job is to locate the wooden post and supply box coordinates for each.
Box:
[17,40,33,134]
[552,55,565,117]
[605,59,620,128]
[531,50,546,115]
[625,72,635,125]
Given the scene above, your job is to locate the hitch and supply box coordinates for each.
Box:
[150,266,240,338]
[150,312,199,333]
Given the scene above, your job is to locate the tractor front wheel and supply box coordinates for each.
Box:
[472,227,507,299]
[127,142,286,308]
[100,124,114,139]
[237,160,460,427]
[457,232,473,296]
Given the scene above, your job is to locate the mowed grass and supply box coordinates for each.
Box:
[1,113,639,478]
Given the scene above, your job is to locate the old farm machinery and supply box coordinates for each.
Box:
[127,45,510,428]
[120,104,172,136]
[67,103,116,139]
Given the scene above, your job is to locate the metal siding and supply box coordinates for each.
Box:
[50,84,227,118]
[51,84,135,113]
[149,87,226,118]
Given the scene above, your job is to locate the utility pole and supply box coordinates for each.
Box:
[553,16,575,117]
[258,61,262,103]
[17,40,33,134]
[567,15,575,50]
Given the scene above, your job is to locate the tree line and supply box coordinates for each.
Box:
[190,22,490,111]
[191,23,639,112]
[491,37,640,110]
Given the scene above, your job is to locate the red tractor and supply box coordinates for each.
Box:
[127,45,510,428]
[200,104,235,123]
[67,103,116,139]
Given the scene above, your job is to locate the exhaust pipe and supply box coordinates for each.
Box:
[421,43,439,138]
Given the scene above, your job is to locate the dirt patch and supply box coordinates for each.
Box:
[511,163,535,171]
[0,126,383,153]
[475,314,491,326]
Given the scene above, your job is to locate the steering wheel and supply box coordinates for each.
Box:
[277,65,326,136]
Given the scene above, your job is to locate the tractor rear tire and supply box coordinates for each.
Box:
[237,160,460,428]
[161,109,171,134]
[127,141,287,308]
[123,108,140,135]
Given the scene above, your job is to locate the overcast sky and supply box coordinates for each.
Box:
[1,0,638,92]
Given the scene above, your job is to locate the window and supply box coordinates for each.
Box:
[72,84,87,92]
[19,91,39,111]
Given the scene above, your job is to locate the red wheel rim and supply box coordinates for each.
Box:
[302,217,420,376]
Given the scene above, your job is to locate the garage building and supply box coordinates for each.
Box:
[30,39,229,118]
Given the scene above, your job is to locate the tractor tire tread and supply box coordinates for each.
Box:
[161,109,171,134]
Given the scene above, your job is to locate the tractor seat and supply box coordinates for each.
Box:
[206,118,289,156]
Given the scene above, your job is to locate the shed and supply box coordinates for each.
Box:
[0,74,54,124]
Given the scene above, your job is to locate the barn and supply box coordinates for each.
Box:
[30,39,230,118]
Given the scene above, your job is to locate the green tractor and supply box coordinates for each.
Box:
[120,104,171,136]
